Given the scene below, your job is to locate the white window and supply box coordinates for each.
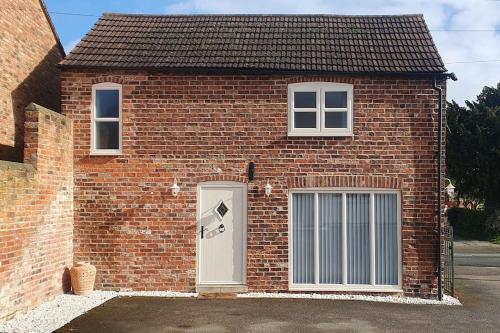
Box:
[91,83,122,155]
[288,82,353,136]
[289,189,401,292]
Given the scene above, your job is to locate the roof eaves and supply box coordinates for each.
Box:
[58,63,448,77]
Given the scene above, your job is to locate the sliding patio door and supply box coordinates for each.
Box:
[290,190,400,291]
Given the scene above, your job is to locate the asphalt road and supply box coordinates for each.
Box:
[454,240,500,267]
[55,241,500,333]
[455,253,500,267]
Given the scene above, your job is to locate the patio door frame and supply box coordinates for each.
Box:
[288,187,402,292]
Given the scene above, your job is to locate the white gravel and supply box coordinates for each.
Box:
[238,292,462,305]
[118,291,198,298]
[0,291,117,333]
[0,291,460,333]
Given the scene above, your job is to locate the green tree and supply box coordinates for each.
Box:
[446,83,500,212]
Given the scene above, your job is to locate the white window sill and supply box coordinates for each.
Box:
[90,150,122,156]
[289,284,402,292]
[287,131,354,137]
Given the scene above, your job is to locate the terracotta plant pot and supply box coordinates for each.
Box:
[70,262,96,295]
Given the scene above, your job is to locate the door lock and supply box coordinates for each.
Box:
[218,224,225,233]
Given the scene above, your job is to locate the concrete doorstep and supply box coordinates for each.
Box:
[198,292,238,300]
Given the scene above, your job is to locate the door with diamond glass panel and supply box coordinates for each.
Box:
[197,182,247,285]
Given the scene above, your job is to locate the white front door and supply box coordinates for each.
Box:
[197,182,247,285]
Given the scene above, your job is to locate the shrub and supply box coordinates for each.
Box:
[485,210,500,235]
[446,207,488,239]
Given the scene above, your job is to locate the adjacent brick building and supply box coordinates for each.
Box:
[0,104,73,320]
[60,14,453,298]
[0,1,70,321]
[0,0,64,162]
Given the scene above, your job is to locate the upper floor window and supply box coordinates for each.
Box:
[91,83,122,155]
[288,82,353,136]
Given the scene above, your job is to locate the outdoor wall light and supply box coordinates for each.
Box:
[171,178,180,197]
[445,180,455,197]
[265,180,273,197]
[248,162,255,181]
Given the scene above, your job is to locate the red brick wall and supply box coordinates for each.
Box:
[0,0,63,162]
[61,70,444,298]
[0,104,73,321]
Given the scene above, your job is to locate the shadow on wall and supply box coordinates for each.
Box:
[0,45,62,162]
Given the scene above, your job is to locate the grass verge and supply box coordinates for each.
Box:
[489,235,500,245]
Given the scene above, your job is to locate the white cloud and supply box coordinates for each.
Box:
[64,38,81,54]
[165,0,500,105]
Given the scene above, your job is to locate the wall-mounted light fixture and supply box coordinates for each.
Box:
[265,180,273,197]
[445,179,455,197]
[248,162,255,181]
[171,178,180,197]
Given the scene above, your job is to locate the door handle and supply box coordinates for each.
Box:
[201,226,205,239]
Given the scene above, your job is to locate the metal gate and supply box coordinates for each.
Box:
[443,222,454,296]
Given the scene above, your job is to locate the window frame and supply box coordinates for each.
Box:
[288,188,402,292]
[288,82,353,137]
[91,82,122,155]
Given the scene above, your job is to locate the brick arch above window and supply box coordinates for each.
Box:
[287,175,401,189]
[287,76,356,85]
[91,76,125,85]
[195,174,248,184]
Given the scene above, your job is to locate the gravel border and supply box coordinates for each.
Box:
[0,291,460,333]
[238,292,462,306]
[118,291,198,298]
[0,292,117,333]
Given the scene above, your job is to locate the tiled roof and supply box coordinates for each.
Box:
[60,14,446,74]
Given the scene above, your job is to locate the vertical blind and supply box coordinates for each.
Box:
[292,192,399,287]
[319,194,342,284]
[347,194,370,284]
[292,193,314,284]
[375,194,398,285]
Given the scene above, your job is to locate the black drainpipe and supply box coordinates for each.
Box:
[432,72,457,301]
[433,76,443,301]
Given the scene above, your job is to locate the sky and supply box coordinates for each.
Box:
[45,0,500,105]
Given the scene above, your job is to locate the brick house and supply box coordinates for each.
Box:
[60,14,454,299]
[0,0,65,162]
[0,1,71,320]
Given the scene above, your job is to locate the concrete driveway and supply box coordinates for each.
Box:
[55,241,500,333]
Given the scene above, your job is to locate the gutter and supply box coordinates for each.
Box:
[433,72,457,301]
